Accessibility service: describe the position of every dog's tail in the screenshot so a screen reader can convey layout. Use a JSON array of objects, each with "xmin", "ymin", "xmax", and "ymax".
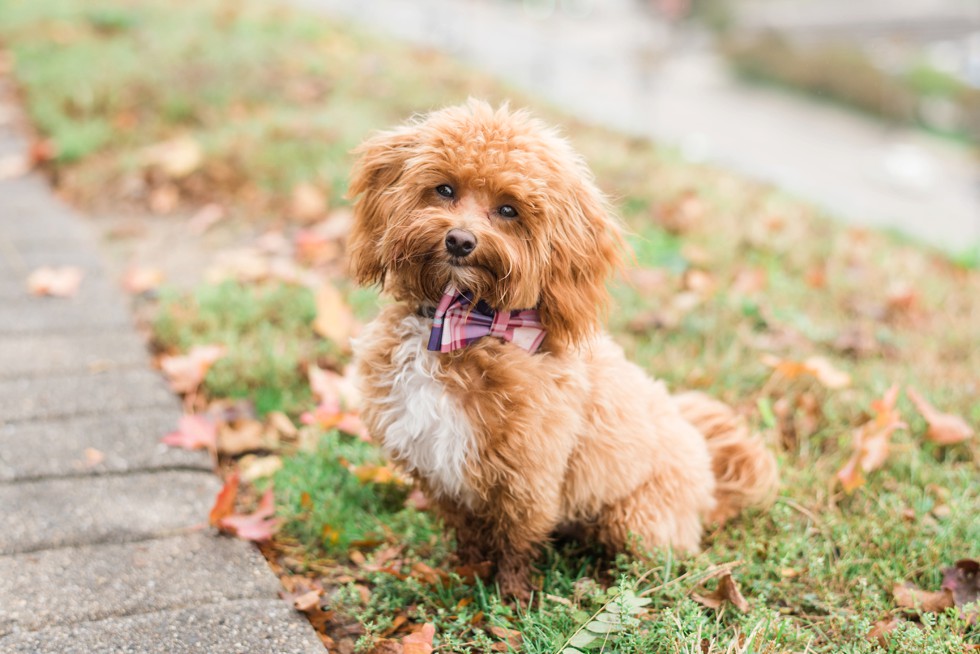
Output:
[{"xmin": 674, "ymin": 391, "xmax": 779, "ymax": 524}]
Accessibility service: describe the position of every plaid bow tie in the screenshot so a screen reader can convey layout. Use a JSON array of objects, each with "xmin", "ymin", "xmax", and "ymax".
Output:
[{"xmin": 426, "ymin": 287, "xmax": 546, "ymax": 354}]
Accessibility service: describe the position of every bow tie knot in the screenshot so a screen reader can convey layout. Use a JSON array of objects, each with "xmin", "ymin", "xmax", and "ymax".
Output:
[{"xmin": 426, "ymin": 288, "xmax": 546, "ymax": 354}]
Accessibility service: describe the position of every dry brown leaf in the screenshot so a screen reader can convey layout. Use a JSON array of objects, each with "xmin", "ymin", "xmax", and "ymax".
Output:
[
  {"xmin": 159, "ymin": 344, "xmax": 226, "ymax": 394},
  {"xmin": 142, "ymin": 135, "xmax": 203, "ymax": 179},
  {"xmin": 867, "ymin": 618, "xmax": 901, "ymax": 647},
  {"xmin": 218, "ymin": 419, "xmax": 274, "ymax": 456},
  {"xmin": 487, "ymin": 625, "xmax": 522, "ymax": 649},
  {"xmin": 313, "ymin": 283, "xmax": 355, "ymax": 348},
  {"xmin": 27, "ymin": 266, "xmax": 84, "ymax": 297},
  {"xmin": 0, "ymin": 152, "xmax": 31, "ymax": 180},
  {"xmin": 762, "ymin": 354, "xmax": 851, "ymax": 389},
  {"xmin": 655, "ymin": 189, "xmax": 703, "ymax": 233},
  {"xmin": 291, "ymin": 589, "xmax": 322, "ymax": 613},
  {"xmin": 893, "ymin": 583, "xmax": 954, "ymax": 613},
  {"xmin": 290, "ymin": 182, "xmax": 328, "ymax": 222},
  {"xmin": 942, "ymin": 559, "xmax": 980, "ymax": 615},
  {"xmin": 121, "ymin": 267, "xmax": 164, "ymax": 294},
  {"xmin": 238, "ymin": 454, "xmax": 283, "ymax": 481},
  {"xmin": 401, "ymin": 623, "xmax": 435, "ymax": 654},
  {"xmin": 267, "ymin": 411, "xmax": 298, "ymax": 438},
  {"xmin": 836, "ymin": 384, "xmax": 905, "ymax": 493},
  {"xmin": 907, "ymin": 387, "xmax": 974, "ymax": 446},
  {"xmin": 691, "ymin": 571, "xmax": 750, "ymax": 612}
]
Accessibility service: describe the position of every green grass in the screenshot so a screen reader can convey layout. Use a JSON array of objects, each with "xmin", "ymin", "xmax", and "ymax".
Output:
[
  {"xmin": 3, "ymin": 0, "xmax": 979, "ymax": 651},
  {"xmin": 152, "ymin": 280, "xmax": 331, "ymax": 416}
]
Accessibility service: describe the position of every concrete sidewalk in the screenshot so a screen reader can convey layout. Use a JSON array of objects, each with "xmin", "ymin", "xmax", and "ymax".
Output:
[{"xmin": 0, "ymin": 81, "xmax": 323, "ymax": 652}]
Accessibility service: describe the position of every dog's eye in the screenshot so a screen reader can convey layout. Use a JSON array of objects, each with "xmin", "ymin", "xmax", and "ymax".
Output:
[
  {"xmin": 498, "ymin": 205, "xmax": 518, "ymax": 219},
  {"xmin": 436, "ymin": 184, "xmax": 455, "ymax": 199}
]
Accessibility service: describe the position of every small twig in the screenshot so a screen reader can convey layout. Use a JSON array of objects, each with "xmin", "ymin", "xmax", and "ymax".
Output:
[{"xmin": 639, "ymin": 559, "xmax": 744, "ymax": 598}]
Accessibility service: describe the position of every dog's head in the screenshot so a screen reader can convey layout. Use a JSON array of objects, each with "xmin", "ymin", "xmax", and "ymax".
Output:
[{"xmin": 348, "ymin": 100, "xmax": 623, "ymax": 348}]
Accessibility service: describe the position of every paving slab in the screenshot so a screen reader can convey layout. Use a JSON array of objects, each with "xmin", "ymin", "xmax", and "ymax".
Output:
[
  {"xmin": 0, "ymin": 470, "xmax": 218, "ymax": 555},
  {"xmin": 0, "ymin": 408, "xmax": 208, "ymax": 482},
  {"xmin": 0, "ymin": 368, "xmax": 178, "ymax": 423},
  {"xmin": 0, "ymin": 330, "xmax": 149, "ymax": 379},
  {"xmin": 0, "ymin": 599, "xmax": 325, "ymax": 654},
  {"xmin": 0, "ymin": 176, "xmax": 96, "ymax": 244},
  {"xmin": 0, "ymin": 533, "xmax": 283, "ymax": 635},
  {"xmin": 0, "ymin": 292, "xmax": 132, "ymax": 334}
]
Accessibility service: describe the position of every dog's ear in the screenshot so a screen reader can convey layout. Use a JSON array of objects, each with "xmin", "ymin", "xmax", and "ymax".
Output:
[
  {"xmin": 538, "ymin": 172, "xmax": 624, "ymax": 349},
  {"xmin": 346, "ymin": 126, "xmax": 418, "ymax": 286}
]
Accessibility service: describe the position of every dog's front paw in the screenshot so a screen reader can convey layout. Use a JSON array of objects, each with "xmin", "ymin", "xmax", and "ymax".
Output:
[{"xmin": 497, "ymin": 564, "xmax": 533, "ymax": 605}]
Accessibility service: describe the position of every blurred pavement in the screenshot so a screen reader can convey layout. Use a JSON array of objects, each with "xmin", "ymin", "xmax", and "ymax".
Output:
[
  {"xmin": 0, "ymin": 78, "xmax": 323, "ymax": 653},
  {"xmin": 292, "ymin": 0, "xmax": 980, "ymax": 252}
]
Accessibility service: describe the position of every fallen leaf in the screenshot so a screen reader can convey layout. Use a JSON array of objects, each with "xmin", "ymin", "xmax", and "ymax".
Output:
[
  {"xmin": 369, "ymin": 639, "xmax": 403, "ymax": 654},
  {"xmin": 78, "ymin": 447, "xmax": 105, "ymax": 468},
  {"xmin": 148, "ymin": 184, "xmax": 180, "ymax": 214},
  {"xmin": 159, "ymin": 344, "xmax": 226, "ymax": 394},
  {"xmin": 907, "ymin": 387, "xmax": 973, "ymax": 446},
  {"xmin": 291, "ymin": 589, "xmax": 322, "ymax": 613},
  {"xmin": 142, "ymin": 135, "xmax": 203, "ymax": 179},
  {"xmin": 867, "ymin": 618, "xmax": 901, "ymax": 647},
  {"xmin": 488, "ymin": 625, "xmax": 522, "ymax": 651},
  {"xmin": 762, "ymin": 354, "xmax": 851, "ymax": 389},
  {"xmin": 121, "ymin": 267, "xmax": 164, "ymax": 294},
  {"xmin": 401, "ymin": 623, "xmax": 435, "ymax": 654},
  {"xmin": 218, "ymin": 488, "xmax": 280, "ymax": 541},
  {"xmin": 404, "ymin": 488, "xmax": 430, "ymax": 511},
  {"xmin": 290, "ymin": 182, "xmax": 328, "ymax": 223},
  {"xmin": 836, "ymin": 384, "xmax": 906, "ymax": 493},
  {"xmin": 26, "ymin": 266, "xmax": 84, "ymax": 297},
  {"xmin": 295, "ymin": 228, "xmax": 342, "ymax": 265},
  {"xmin": 893, "ymin": 582, "xmax": 954, "ymax": 612},
  {"xmin": 0, "ymin": 152, "xmax": 31, "ymax": 179},
  {"xmin": 352, "ymin": 464, "xmax": 395, "ymax": 484},
  {"xmin": 209, "ymin": 473, "xmax": 240, "ymax": 526},
  {"xmin": 336, "ymin": 413, "xmax": 371, "ymax": 441},
  {"xmin": 267, "ymin": 411, "xmax": 298, "ymax": 438},
  {"xmin": 29, "ymin": 139, "xmax": 57, "ymax": 165},
  {"xmin": 162, "ymin": 414, "xmax": 217, "ymax": 451},
  {"xmin": 655, "ymin": 189, "xmax": 703, "ymax": 234},
  {"xmin": 691, "ymin": 571, "xmax": 750, "ymax": 612},
  {"xmin": 313, "ymin": 283, "xmax": 355, "ymax": 348},
  {"xmin": 942, "ymin": 559, "xmax": 980, "ymax": 615},
  {"xmin": 239, "ymin": 454, "xmax": 283, "ymax": 481},
  {"xmin": 218, "ymin": 419, "xmax": 273, "ymax": 456}
]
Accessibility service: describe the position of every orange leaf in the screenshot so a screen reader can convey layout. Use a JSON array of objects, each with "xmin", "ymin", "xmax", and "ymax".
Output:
[
  {"xmin": 209, "ymin": 473, "xmax": 240, "ymax": 526},
  {"xmin": 402, "ymin": 623, "xmax": 435, "ymax": 654},
  {"xmin": 907, "ymin": 387, "xmax": 973, "ymax": 446},
  {"xmin": 353, "ymin": 464, "xmax": 395, "ymax": 484},
  {"xmin": 836, "ymin": 385, "xmax": 906, "ymax": 493}
]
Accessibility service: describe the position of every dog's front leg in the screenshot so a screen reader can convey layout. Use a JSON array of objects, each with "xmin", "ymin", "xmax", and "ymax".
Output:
[{"xmin": 489, "ymin": 486, "xmax": 562, "ymax": 603}]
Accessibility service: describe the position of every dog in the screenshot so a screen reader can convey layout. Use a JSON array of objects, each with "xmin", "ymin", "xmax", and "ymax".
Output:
[{"xmin": 348, "ymin": 100, "xmax": 778, "ymax": 600}]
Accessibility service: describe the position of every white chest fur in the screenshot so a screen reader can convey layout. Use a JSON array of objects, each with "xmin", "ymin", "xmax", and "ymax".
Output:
[{"xmin": 367, "ymin": 314, "xmax": 477, "ymax": 505}]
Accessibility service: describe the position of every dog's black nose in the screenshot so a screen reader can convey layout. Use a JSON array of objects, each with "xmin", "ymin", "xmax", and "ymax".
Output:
[{"xmin": 445, "ymin": 229, "xmax": 477, "ymax": 258}]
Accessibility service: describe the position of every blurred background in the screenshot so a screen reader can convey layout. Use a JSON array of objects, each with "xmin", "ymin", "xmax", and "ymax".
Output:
[{"xmin": 297, "ymin": 0, "xmax": 980, "ymax": 252}]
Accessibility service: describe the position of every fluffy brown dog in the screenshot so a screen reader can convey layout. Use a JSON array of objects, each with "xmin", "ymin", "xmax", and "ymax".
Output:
[{"xmin": 349, "ymin": 100, "xmax": 778, "ymax": 600}]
